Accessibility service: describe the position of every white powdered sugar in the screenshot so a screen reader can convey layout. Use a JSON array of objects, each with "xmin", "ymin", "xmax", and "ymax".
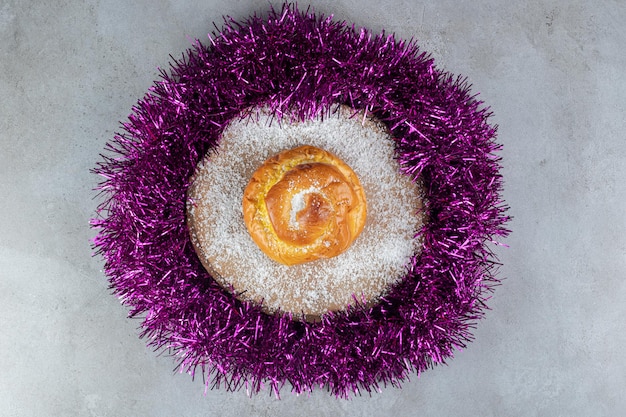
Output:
[
  {"xmin": 288, "ymin": 187, "xmax": 320, "ymax": 230},
  {"xmin": 187, "ymin": 105, "xmax": 425, "ymax": 318}
]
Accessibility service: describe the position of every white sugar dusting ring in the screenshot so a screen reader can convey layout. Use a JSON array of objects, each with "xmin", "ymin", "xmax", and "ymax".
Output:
[{"xmin": 187, "ymin": 105, "xmax": 425, "ymax": 319}]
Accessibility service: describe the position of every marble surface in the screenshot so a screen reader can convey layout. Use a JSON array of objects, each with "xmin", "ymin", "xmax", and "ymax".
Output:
[{"xmin": 1, "ymin": 1, "xmax": 625, "ymax": 416}]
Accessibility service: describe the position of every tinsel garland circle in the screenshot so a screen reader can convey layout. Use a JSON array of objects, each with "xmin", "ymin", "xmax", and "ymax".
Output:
[{"xmin": 93, "ymin": 4, "xmax": 509, "ymax": 397}]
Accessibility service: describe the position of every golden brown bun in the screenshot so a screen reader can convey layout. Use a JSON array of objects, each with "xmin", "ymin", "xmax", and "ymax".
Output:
[{"xmin": 242, "ymin": 145, "xmax": 367, "ymax": 265}]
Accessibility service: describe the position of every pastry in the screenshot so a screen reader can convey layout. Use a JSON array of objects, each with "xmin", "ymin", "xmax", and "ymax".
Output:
[{"xmin": 242, "ymin": 145, "xmax": 367, "ymax": 266}]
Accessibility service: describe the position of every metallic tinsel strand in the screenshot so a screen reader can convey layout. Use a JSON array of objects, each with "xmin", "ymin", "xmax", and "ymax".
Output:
[{"xmin": 92, "ymin": 3, "xmax": 510, "ymax": 398}]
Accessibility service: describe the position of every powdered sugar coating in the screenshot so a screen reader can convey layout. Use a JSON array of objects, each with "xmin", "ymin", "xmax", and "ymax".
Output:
[
  {"xmin": 187, "ymin": 106, "xmax": 424, "ymax": 317},
  {"xmin": 288, "ymin": 187, "xmax": 319, "ymax": 231}
]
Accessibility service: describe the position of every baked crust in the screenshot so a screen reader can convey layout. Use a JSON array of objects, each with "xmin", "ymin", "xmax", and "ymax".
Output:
[{"xmin": 242, "ymin": 145, "xmax": 367, "ymax": 266}]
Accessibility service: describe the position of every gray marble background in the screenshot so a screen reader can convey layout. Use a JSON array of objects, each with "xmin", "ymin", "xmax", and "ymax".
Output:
[{"xmin": 1, "ymin": 1, "xmax": 624, "ymax": 416}]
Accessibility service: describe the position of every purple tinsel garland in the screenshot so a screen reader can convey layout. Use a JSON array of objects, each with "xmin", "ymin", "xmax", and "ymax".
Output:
[{"xmin": 92, "ymin": 4, "xmax": 509, "ymax": 398}]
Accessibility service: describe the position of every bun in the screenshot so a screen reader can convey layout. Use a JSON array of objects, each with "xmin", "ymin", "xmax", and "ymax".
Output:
[{"xmin": 242, "ymin": 145, "xmax": 367, "ymax": 265}]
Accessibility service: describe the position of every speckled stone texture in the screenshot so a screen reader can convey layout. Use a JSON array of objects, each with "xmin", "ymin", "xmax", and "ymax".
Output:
[{"xmin": 1, "ymin": 1, "xmax": 625, "ymax": 416}]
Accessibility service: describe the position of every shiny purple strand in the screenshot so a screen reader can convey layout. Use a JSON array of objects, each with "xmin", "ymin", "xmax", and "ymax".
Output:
[{"xmin": 92, "ymin": 3, "xmax": 510, "ymax": 398}]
